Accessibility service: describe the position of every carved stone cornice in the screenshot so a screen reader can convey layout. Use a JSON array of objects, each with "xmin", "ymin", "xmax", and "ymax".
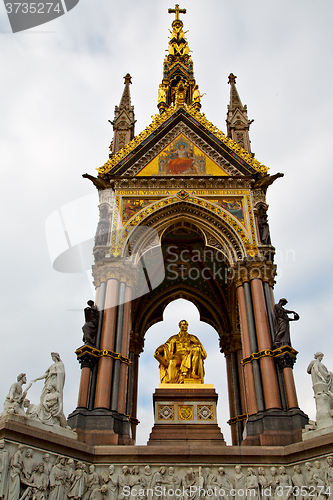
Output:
[
  {"xmin": 111, "ymin": 176, "xmax": 254, "ymax": 191},
  {"xmin": 92, "ymin": 262, "xmax": 138, "ymax": 289},
  {"xmin": 232, "ymin": 258, "xmax": 277, "ymax": 288},
  {"xmin": 220, "ymin": 331, "xmax": 242, "ymax": 355}
]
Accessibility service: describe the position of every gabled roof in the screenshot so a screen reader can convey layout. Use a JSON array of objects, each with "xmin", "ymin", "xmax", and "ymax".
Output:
[{"xmin": 97, "ymin": 105, "xmax": 268, "ymax": 178}]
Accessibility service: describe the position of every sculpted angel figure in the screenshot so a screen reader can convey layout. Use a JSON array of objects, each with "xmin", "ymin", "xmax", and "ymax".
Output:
[{"xmin": 154, "ymin": 320, "xmax": 207, "ymax": 384}]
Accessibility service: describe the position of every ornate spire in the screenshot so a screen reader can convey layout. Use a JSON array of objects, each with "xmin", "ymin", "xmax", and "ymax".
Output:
[
  {"xmin": 226, "ymin": 73, "xmax": 253, "ymax": 153},
  {"xmin": 157, "ymin": 5, "xmax": 203, "ymax": 113},
  {"xmin": 110, "ymin": 73, "xmax": 136, "ymax": 155}
]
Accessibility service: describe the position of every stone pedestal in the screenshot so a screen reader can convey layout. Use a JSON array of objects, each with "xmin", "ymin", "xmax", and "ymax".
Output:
[
  {"xmin": 147, "ymin": 384, "xmax": 225, "ymax": 446},
  {"xmin": 242, "ymin": 407, "xmax": 309, "ymax": 446},
  {"xmin": 67, "ymin": 408, "xmax": 133, "ymax": 446}
]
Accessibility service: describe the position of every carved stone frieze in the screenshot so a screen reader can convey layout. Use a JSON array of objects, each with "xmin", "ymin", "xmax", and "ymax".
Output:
[
  {"xmin": 1, "ymin": 442, "xmax": 333, "ymax": 500},
  {"xmin": 113, "ymin": 176, "xmax": 254, "ymax": 191}
]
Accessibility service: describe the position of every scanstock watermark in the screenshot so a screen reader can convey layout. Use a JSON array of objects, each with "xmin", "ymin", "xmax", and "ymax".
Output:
[
  {"xmin": 121, "ymin": 486, "xmax": 331, "ymax": 498},
  {"xmin": 4, "ymin": 0, "xmax": 80, "ymax": 33}
]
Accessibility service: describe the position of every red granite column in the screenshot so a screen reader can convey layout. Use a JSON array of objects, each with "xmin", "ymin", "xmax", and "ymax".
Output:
[
  {"xmin": 236, "ymin": 349, "xmax": 248, "ymax": 416},
  {"xmin": 77, "ymin": 367, "xmax": 91, "ymax": 408},
  {"xmin": 225, "ymin": 352, "xmax": 237, "ymax": 445},
  {"xmin": 237, "ymin": 285, "xmax": 258, "ymax": 416},
  {"xmin": 283, "ymin": 367, "xmax": 299, "ymax": 408},
  {"xmin": 130, "ymin": 352, "xmax": 140, "ymax": 441},
  {"xmin": 251, "ymin": 278, "xmax": 281, "ymax": 409},
  {"xmin": 117, "ymin": 286, "xmax": 132, "ymax": 414},
  {"xmin": 94, "ymin": 278, "xmax": 119, "ymax": 409}
]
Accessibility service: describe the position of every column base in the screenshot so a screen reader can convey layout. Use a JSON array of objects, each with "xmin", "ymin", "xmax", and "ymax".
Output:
[
  {"xmin": 242, "ymin": 408, "xmax": 309, "ymax": 446},
  {"xmin": 67, "ymin": 408, "xmax": 134, "ymax": 446}
]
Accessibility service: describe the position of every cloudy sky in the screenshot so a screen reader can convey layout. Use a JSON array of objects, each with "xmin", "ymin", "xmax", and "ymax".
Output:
[{"xmin": 1, "ymin": 0, "xmax": 333, "ymax": 446}]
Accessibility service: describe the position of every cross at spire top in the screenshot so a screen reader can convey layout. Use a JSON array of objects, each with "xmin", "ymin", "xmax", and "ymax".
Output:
[{"xmin": 168, "ymin": 4, "xmax": 186, "ymax": 21}]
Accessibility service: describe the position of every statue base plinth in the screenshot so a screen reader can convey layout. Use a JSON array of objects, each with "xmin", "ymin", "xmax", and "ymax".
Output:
[
  {"xmin": 0, "ymin": 413, "xmax": 77, "ymax": 440},
  {"xmin": 242, "ymin": 408, "xmax": 308, "ymax": 446},
  {"xmin": 67, "ymin": 408, "xmax": 134, "ymax": 446},
  {"xmin": 147, "ymin": 386, "xmax": 225, "ymax": 446}
]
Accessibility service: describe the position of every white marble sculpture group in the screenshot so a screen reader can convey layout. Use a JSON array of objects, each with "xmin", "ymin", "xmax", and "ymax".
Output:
[
  {"xmin": 307, "ymin": 352, "xmax": 333, "ymax": 432},
  {"xmin": 0, "ymin": 353, "xmax": 68, "ymax": 429},
  {"xmin": 1, "ymin": 443, "xmax": 333, "ymax": 500}
]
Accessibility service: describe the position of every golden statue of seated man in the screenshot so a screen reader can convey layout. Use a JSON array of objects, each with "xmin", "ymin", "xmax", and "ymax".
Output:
[{"xmin": 154, "ymin": 320, "xmax": 207, "ymax": 384}]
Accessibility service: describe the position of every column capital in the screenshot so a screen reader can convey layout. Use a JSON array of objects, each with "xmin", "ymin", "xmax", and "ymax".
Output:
[
  {"xmin": 92, "ymin": 261, "xmax": 138, "ymax": 289},
  {"xmin": 220, "ymin": 331, "xmax": 242, "ymax": 355},
  {"xmin": 232, "ymin": 259, "xmax": 277, "ymax": 288},
  {"xmin": 129, "ymin": 332, "xmax": 145, "ymax": 355},
  {"xmin": 75, "ymin": 345, "xmax": 99, "ymax": 370}
]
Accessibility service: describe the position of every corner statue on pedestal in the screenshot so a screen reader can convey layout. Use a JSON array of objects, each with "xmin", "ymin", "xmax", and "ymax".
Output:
[
  {"xmin": 273, "ymin": 298, "xmax": 300, "ymax": 348},
  {"xmin": 154, "ymin": 320, "xmax": 207, "ymax": 384}
]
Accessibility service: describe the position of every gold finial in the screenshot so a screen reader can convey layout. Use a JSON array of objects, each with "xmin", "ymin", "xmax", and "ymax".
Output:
[
  {"xmin": 124, "ymin": 73, "xmax": 132, "ymax": 84},
  {"xmin": 168, "ymin": 4, "xmax": 186, "ymax": 21},
  {"xmin": 228, "ymin": 73, "xmax": 237, "ymax": 84}
]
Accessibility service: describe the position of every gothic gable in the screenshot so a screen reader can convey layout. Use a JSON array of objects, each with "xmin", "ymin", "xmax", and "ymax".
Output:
[{"xmin": 98, "ymin": 107, "xmax": 268, "ymax": 179}]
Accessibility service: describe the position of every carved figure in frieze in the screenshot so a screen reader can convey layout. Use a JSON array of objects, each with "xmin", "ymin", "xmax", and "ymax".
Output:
[
  {"xmin": 245, "ymin": 469, "xmax": 259, "ymax": 500},
  {"xmin": 324, "ymin": 456, "xmax": 333, "ymax": 491},
  {"xmin": 212, "ymin": 467, "xmax": 232, "ymax": 500},
  {"xmin": 183, "ymin": 469, "xmax": 199, "ymax": 500},
  {"xmin": 129, "ymin": 466, "xmax": 142, "ymax": 500},
  {"xmin": 273, "ymin": 299, "xmax": 299, "ymax": 348},
  {"xmin": 257, "ymin": 468, "xmax": 269, "ymax": 500},
  {"xmin": 204, "ymin": 468, "xmax": 215, "ymax": 491},
  {"xmin": 313, "ymin": 474, "xmax": 326, "ymax": 500},
  {"xmin": 41, "ymin": 454, "xmax": 52, "ymax": 478},
  {"xmin": 82, "ymin": 301, "xmax": 99, "ymax": 347},
  {"xmin": 8, "ymin": 445, "xmax": 25, "ymax": 500},
  {"xmin": 22, "ymin": 449, "xmax": 37, "ymax": 482},
  {"xmin": 90, "ymin": 485, "xmax": 109, "ymax": 500},
  {"xmin": 232, "ymin": 466, "xmax": 246, "ymax": 500},
  {"xmin": 20, "ymin": 462, "xmax": 48, "ymax": 500},
  {"xmin": 49, "ymin": 456, "xmax": 67, "ymax": 500},
  {"xmin": 85, "ymin": 465, "xmax": 100, "ymax": 500},
  {"xmin": 65, "ymin": 459, "xmax": 75, "ymax": 497},
  {"xmin": 0, "ymin": 440, "xmax": 9, "ymax": 500},
  {"xmin": 118, "ymin": 466, "xmax": 131, "ymax": 500},
  {"xmin": 100, "ymin": 465, "xmax": 118, "ymax": 500},
  {"xmin": 291, "ymin": 465, "xmax": 307, "ymax": 499},
  {"xmin": 304, "ymin": 463, "xmax": 315, "ymax": 489},
  {"xmin": 30, "ymin": 352, "xmax": 68, "ymax": 428},
  {"xmin": 166, "ymin": 467, "xmax": 181, "ymax": 500},
  {"xmin": 277, "ymin": 467, "xmax": 292, "ymax": 500},
  {"xmin": 2, "ymin": 374, "xmax": 32, "ymax": 417},
  {"xmin": 151, "ymin": 467, "xmax": 168, "ymax": 500},
  {"xmin": 68, "ymin": 461, "xmax": 87, "ymax": 500},
  {"xmin": 258, "ymin": 213, "xmax": 271, "ymax": 245},
  {"xmin": 269, "ymin": 467, "xmax": 279, "ymax": 500},
  {"xmin": 313, "ymin": 462, "xmax": 324, "ymax": 482}
]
